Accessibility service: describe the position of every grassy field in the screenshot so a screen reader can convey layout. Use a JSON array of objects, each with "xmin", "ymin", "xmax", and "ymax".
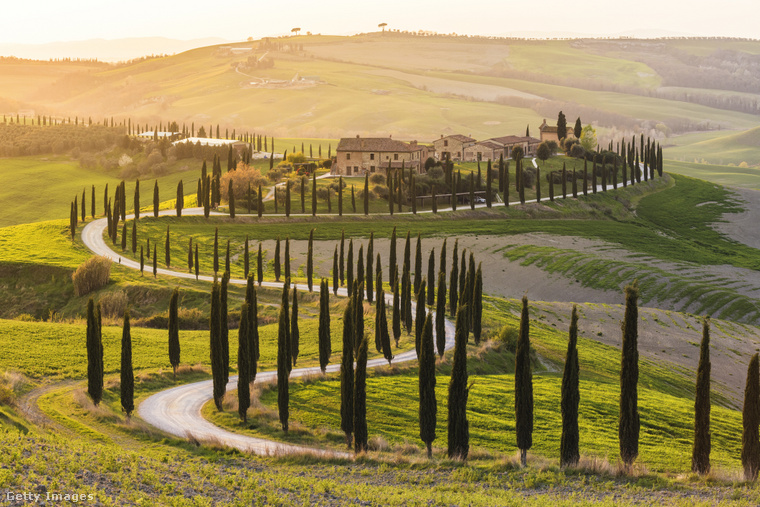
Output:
[
  {"xmin": 664, "ymin": 160, "xmax": 760, "ymax": 190},
  {"xmin": 665, "ymin": 127, "xmax": 760, "ymax": 167}
]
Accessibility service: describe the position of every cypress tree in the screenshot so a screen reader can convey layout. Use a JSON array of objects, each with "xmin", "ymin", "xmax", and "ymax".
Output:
[
  {"xmin": 168, "ymin": 288, "xmax": 180, "ymax": 379},
  {"xmin": 451, "ymin": 170, "xmax": 458, "ymax": 211},
  {"xmin": 351, "ymin": 185, "xmax": 356, "ymax": 213},
  {"xmin": 458, "ymin": 253, "xmax": 467, "ymax": 323},
  {"xmin": 403, "ymin": 231, "xmax": 411, "ymax": 294},
  {"xmin": 229, "ymin": 180, "xmax": 235, "ymax": 218},
  {"xmin": 415, "ymin": 281, "xmax": 426, "ymax": 357},
  {"xmin": 165, "ymin": 225, "xmax": 171, "ymax": 267},
  {"xmin": 560, "ymin": 305, "xmax": 580, "ymax": 467},
  {"xmin": 307, "ymin": 229, "xmax": 314, "ymax": 291},
  {"xmin": 472, "ymin": 263, "xmax": 483, "ymax": 344},
  {"xmin": 392, "ymin": 280, "xmax": 401, "ymax": 347},
  {"xmin": 319, "ymin": 279, "xmax": 332, "ymax": 372},
  {"xmin": 81, "ymin": 188, "xmax": 86, "ymax": 223},
  {"xmin": 427, "ymin": 249, "xmax": 435, "ymax": 306},
  {"xmin": 91, "ymin": 185, "xmax": 96, "ymax": 219},
  {"xmin": 583, "ymin": 159, "xmax": 588, "ymax": 195},
  {"xmin": 221, "ymin": 273, "xmax": 230, "ymax": 385},
  {"xmin": 333, "ymin": 247, "xmax": 339, "ymax": 295},
  {"xmin": 257, "ymin": 243, "xmax": 263, "ymax": 285},
  {"xmin": 378, "ymin": 288, "xmax": 393, "ymax": 364},
  {"xmin": 238, "ymin": 302, "xmax": 250, "ymax": 422},
  {"xmin": 121, "ymin": 223, "xmax": 127, "ymax": 250},
  {"xmin": 366, "ymin": 233, "xmax": 374, "ymax": 303},
  {"xmin": 548, "ymin": 172, "xmax": 554, "ymax": 202},
  {"xmin": 469, "ymin": 172, "xmax": 475, "ymax": 210},
  {"xmin": 619, "ymin": 281, "xmax": 640, "ymax": 467},
  {"xmin": 177, "ymin": 180, "xmax": 184, "ymax": 217},
  {"xmin": 244, "ymin": 236, "xmax": 250, "ymax": 278},
  {"xmin": 486, "ymin": 159, "xmax": 493, "ymax": 208},
  {"xmin": 562, "ymin": 163, "xmax": 567, "ymax": 199},
  {"xmin": 447, "ymin": 304, "xmax": 469, "ymax": 460},
  {"xmin": 104, "ymin": 184, "xmax": 109, "ymax": 217},
  {"xmin": 197, "ymin": 179, "xmax": 202, "ymax": 211},
  {"xmin": 504, "ymin": 161, "xmax": 510, "ymax": 206},
  {"xmin": 86, "ymin": 298, "xmax": 103, "ymax": 405},
  {"xmin": 414, "ymin": 234, "xmax": 422, "ymax": 295},
  {"xmin": 450, "ymin": 239, "xmax": 459, "ymax": 315},
  {"xmin": 692, "ymin": 317, "xmax": 711, "ymax": 475},
  {"xmin": 419, "ymin": 313, "xmax": 437, "ymax": 458},
  {"xmin": 347, "ymin": 239, "xmax": 354, "ymax": 296},
  {"xmin": 363, "ymin": 173, "xmax": 369, "ymax": 215},
  {"xmin": 247, "ymin": 277, "xmax": 259, "ymax": 383},
  {"xmin": 440, "ymin": 238, "xmax": 447, "ymax": 280},
  {"xmin": 312, "ymin": 172, "xmax": 317, "ymax": 216},
  {"xmin": 134, "ymin": 179, "xmax": 140, "ymax": 221},
  {"xmin": 340, "ymin": 298, "xmax": 355, "ymax": 448},
  {"xmin": 213, "ymin": 228, "xmax": 219, "ymax": 274},
  {"xmin": 353, "ymin": 336, "xmax": 369, "ymax": 453},
  {"xmin": 353, "ymin": 280, "xmax": 364, "ymax": 355},
  {"xmin": 402, "ymin": 267, "xmax": 412, "ymax": 333},
  {"xmin": 389, "ymin": 227, "xmax": 397, "ymax": 291},
  {"xmin": 194, "ymin": 244, "xmax": 199, "ymax": 280},
  {"xmin": 536, "ymin": 167, "xmax": 541, "ymax": 203},
  {"xmin": 340, "ymin": 229, "xmax": 346, "ymax": 286},
  {"xmin": 153, "ymin": 245, "xmax": 157, "ymax": 278},
  {"xmin": 284, "ymin": 237, "xmax": 291, "ymax": 284},
  {"xmin": 121, "ymin": 309, "xmax": 134, "ymax": 417},
  {"xmin": 140, "ymin": 246, "xmax": 144, "ymax": 275},
  {"xmin": 277, "ymin": 286, "xmax": 290, "ymax": 433},
  {"xmin": 188, "ymin": 238, "xmax": 194, "ymax": 273},
  {"xmin": 515, "ymin": 295, "xmax": 533, "ymax": 466},
  {"xmin": 274, "ymin": 236, "xmax": 281, "ymax": 281},
  {"xmin": 291, "ymin": 287, "xmax": 300, "ymax": 367},
  {"xmin": 131, "ymin": 220, "xmax": 137, "ymax": 253},
  {"xmin": 742, "ymin": 353, "xmax": 760, "ymax": 481},
  {"xmin": 436, "ymin": 270, "xmax": 446, "ymax": 357},
  {"xmin": 338, "ymin": 176, "xmax": 344, "ymax": 216},
  {"xmin": 210, "ymin": 281, "xmax": 225, "ymax": 410}
]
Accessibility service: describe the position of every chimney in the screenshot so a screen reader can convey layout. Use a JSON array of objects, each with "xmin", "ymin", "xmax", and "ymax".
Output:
[{"xmin": 356, "ymin": 134, "xmax": 360, "ymax": 138}]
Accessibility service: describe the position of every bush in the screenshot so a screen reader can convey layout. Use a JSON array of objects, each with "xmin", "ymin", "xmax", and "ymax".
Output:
[
  {"xmin": 99, "ymin": 290, "xmax": 128, "ymax": 318},
  {"xmin": 221, "ymin": 162, "xmax": 265, "ymax": 200},
  {"xmin": 570, "ymin": 143, "xmax": 586, "ymax": 158},
  {"xmin": 322, "ymin": 159, "xmax": 332, "ymax": 169},
  {"xmin": 72, "ymin": 256, "xmax": 112, "ymax": 297},
  {"xmin": 536, "ymin": 142, "xmax": 551, "ymax": 161},
  {"xmin": 373, "ymin": 185, "xmax": 389, "ymax": 199},
  {"xmin": 370, "ymin": 173, "xmax": 386, "ymax": 185},
  {"xmin": 424, "ymin": 157, "xmax": 437, "ymax": 170},
  {"xmin": 495, "ymin": 325, "xmax": 519, "ymax": 352}
]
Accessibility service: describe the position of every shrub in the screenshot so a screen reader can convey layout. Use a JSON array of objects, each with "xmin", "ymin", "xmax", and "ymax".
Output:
[
  {"xmin": 495, "ymin": 325, "xmax": 519, "ymax": 352},
  {"xmin": 536, "ymin": 142, "xmax": 551, "ymax": 161},
  {"xmin": 373, "ymin": 185, "xmax": 389, "ymax": 199},
  {"xmin": 322, "ymin": 159, "xmax": 332, "ymax": 169},
  {"xmin": 570, "ymin": 143, "xmax": 586, "ymax": 158},
  {"xmin": 72, "ymin": 256, "xmax": 112, "ymax": 297},
  {"xmin": 424, "ymin": 157, "xmax": 437, "ymax": 170},
  {"xmin": 221, "ymin": 162, "xmax": 265, "ymax": 200},
  {"xmin": 99, "ymin": 290, "xmax": 128, "ymax": 318},
  {"xmin": 370, "ymin": 173, "xmax": 386, "ymax": 185}
]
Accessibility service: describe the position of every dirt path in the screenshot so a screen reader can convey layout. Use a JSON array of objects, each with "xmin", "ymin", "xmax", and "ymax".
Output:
[{"xmin": 18, "ymin": 380, "xmax": 78, "ymax": 433}]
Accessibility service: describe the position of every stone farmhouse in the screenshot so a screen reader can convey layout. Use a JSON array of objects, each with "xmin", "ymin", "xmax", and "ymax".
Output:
[
  {"xmin": 333, "ymin": 136, "xmax": 430, "ymax": 176},
  {"xmin": 538, "ymin": 119, "xmax": 575, "ymax": 144},
  {"xmin": 432, "ymin": 134, "xmax": 476, "ymax": 161},
  {"xmin": 461, "ymin": 135, "xmax": 540, "ymax": 162}
]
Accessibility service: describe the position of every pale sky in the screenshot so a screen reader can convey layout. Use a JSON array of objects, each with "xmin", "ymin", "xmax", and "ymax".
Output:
[{"xmin": 3, "ymin": 0, "xmax": 759, "ymax": 44}]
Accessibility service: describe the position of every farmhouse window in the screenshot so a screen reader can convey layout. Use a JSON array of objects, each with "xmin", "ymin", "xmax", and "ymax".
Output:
[
  {"xmin": 394, "ymin": 153, "xmax": 399, "ymax": 160},
  {"xmin": 370, "ymin": 166, "xmax": 375, "ymax": 173},
  {"xmin": 444, "ymin": 140, "xmax": 448, "ymax": 147},
  {"xmin": 370, "ymin": 153, "xmax": 375, "ymax": 160},
  {"xmin": 347, "ymin": 153, "xmax": 351, "ymax": 160}
]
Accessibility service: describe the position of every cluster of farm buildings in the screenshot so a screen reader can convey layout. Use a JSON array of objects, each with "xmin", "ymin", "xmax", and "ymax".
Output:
[{"xmin": 330, "ymin": 119, "xmax": 564, "ymax": 176}]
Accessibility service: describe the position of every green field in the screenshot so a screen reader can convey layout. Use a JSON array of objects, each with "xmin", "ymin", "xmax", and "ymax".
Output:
[{"xmin": 665, "ymin": 127, "xmax": 760, "ymax": 167}]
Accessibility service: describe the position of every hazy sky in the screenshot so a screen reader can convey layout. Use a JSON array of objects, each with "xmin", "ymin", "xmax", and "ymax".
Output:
[{"xmin": 3, "ymin": 0, "xmax": 759, "ymax": 44}]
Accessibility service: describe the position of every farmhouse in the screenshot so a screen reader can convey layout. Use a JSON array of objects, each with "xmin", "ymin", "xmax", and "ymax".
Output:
[
  {"xmin": 333, "ymin": 136, "xmax": 430, "ymax": 176},
  {"xmin": 463, "ymin": 141, "xmax": 504, "ymax": 162},
  {"xmin": 488, "ymin": 135, "xmax": 540, "ymax": 157},
  {"xmin": 539, "ymin": 119, "xmax": 574, "ymax": 144},
  {"xmin": 432, "ymin": 134, "xmax": 476, "ymax": 161}
]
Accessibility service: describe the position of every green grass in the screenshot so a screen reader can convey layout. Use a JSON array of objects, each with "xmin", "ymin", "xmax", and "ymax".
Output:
[
  {"xmin": 664, "ymin": 159, "xmax": 760, "ymax": 190},
  {"xmin": 665, "ymin": 126, "xmax": 760, "ymax": 167}
]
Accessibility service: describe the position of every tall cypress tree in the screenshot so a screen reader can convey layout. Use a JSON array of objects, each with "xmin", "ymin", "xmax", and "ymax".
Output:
[
  {"xmin": 447, "ymin": 304, "xmax": 469, "ymax": 460},
  {"xmin": 515, "ymin": 295, "xmax": 533, "ymax": 466},
  {"xmin": 340, "ymin": 229, "xmax": 346, "ymax": 286},
  {"xmin": 247, "ymin": 276, "xmax": 259, "ymax": 384},
  {"xmin": 244, "ymin": 236, "xmax": 250, "ymax": 278},
  {"xmin": 340, "ymin": 298, "xmax": 355, "ymax": 448},
  {"xmin": 210, "ymin": 281, "xmax": 225, "ymax": 410},
  {"xmin": 419, "ymin": 313, "xmax": 437, "ymax": 458},
  {"xmin": 742, "ymin": 353, "xmax": 760, "ymax": 481},
  {"xmin": 415, "ymin": 281, "xmax": 426, "ymax": 357},
  {"xmin": 221, "ymin": 273, "xmax": 230, "ymax": 384},
  {"xmin": 619, "ymin": 281, "xmax": 640, "ymax": 467},
  {"xmin": 378, "ymin": 287, "xmax": 393, "ymax": 364},
  {"xmin": 450, "ymin": 239, "xmax": 459, "ymax": 315},
  {"xmin": 312, "ymin": 171, "xmax": 317, "ymax": 216},
  {"xmin": 164, "ymin": 226, "xmax": 171, "ymax": 267},
  {"xmin": 427, "ymin": 249, "xmax": 435, "ymax": 306},
  {"xmin": 436, "ymin": 270, "xmax": 447, "ymax": 357},
  {"xmin": 291, "ymin": 287, "xmax": 300, "ymax": 367},
  {"xmin": 213, "ymin": 227, "xmax": 219, "ymax": 274},
  {"xmin": 277, "ymin": 286, "xmax": 290, "ymax": 433},
  {"xmin": 228, "ymin": 180, "xmax": 235, "ymax": 218},
  {"xmin": 353, "ymin": 336, "xmax": 369, "ymax": 453},
  {"xmin": 389, "ymin": 227, "xmax": 397, "ymax": 290},
  {"xmin": 257, "ymin": 243, "xmax": 263, "ymax": 285},
  {"xmin": 274, "ymin": 236, "xmax": 281, "ymax": 281},
  {"xmin": 333, "ymin": 247, "xmax": 339, "ymax": 295},
  {"xmin": 366, "ymin": 233, "xmax": 374, "ymax": 303},
  {"xmin": 194, "ymin": 244, "xmax": 199, "ymax": 280},
  {"xmin": 560, "ymin": 305, "xmax": 580, "ymax": 467},
  {"xmin": 472, "ymin": 263, "xmax": 483, "ymax": 344},
  {"xmin": 346, "ymin": 239, "xmax": 354, "ymax": 296},
  {"xmin": 392, "ymin": 280, "xmax": 401, "ymax": 347},
  {"xmin": 402, "ymin": 268, "xmax": 412, "ymax": 333},
  {"xmin": 403, "ymin": 231, "xmax": 411, "ymax": 293},
  {"xmin": 692, "ymin": 317, "xmax": 711, "ymax": 475},
  {"xmin": 188, "ymin": 238, "xmax": 194, "ymax": 273},
  {"xmin": 238, "ymin": 304, "xmax": 250, "ymax": 422},
  {"xmin": 168, "ymin": 288, "xmax": 180, "ymax": 379},
  {"xmin": 153, "ymin": 180, "xmax": 159, "ymax": 218},
  {"xmin": 414, "ymin": 234, "xmax": 423, "ymax": 295},
  {"xmin": 121, "ymin": 223, "xmax": 127, "ymax": 250},
  {"xmin": 140, "ymin": 246, "xmax": 144, "ymax": 275},
  {"xmin": 307, "ymin": 228, "xmax": 314, "ymax": 291},
  {"xmin": 91, "ymin": 184, "xmax": 96, "ymax": 219},
  {"xmin": 177, "ymin": 180, "xmax": 184, "ymax": 217},
  {"xmin": 153, "ymin": 245, "xmax": 157, "ymax": 278},
  {"xmin": 131, "ymin": 219, "xmax": 137, "ymax": 253},
  {"xmin": 86, "ymin": 298, "xmax": 103, "ymax": 405},
  {"xmin": 319, "ymin": 279, "xmax": 331, "ymax": 373},
  {"xmin": 134, "ymin": 179, "xmax": 140, "ymax": 221},
  {"xmin": 353, "ymin": 280, "xmax": 364, "ymax": 356},
  {"xmin": 363, "ymin": 173, "xmax": 369, "ymax": 215},
  {"xmin": 121, "ymin": 309, "xmax": 134, "ymax": 418}
]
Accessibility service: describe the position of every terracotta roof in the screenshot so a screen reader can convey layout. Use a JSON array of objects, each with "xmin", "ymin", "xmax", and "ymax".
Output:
[
  {"xmin": 437, "ymin": 134, "xmax": 476, "ymax": 143},
  {"xmin": 540, "ymin": 125, "xmax": 559, "ymax": 133},
  {"xmin": 337, "ymin": 137, "xmax": 423, "ymax": 152},
  {"xmin": 488, "ymin": 135, "xmax": 524, "ymax": 146},
  {"xmin": 468, "ymin": 141, "xmax": 503, "ymax": 151}
]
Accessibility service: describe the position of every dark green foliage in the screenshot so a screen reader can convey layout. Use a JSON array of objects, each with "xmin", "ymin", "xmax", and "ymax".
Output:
[
  {"xmin": 353, "ymin": 336, "xmax": 369, "ymax": 453},
  {"xmin": 188, "ymin": 238, "xmax": 194, "ymax": 273},
  {"xmin": 165, "ymin": 226, "xmax": 171, "ymax": 267},
  {"xmin": 225, "ymin": 240, "xmax": 231, "ymax": 275},
  {"xmin": 340, "ymin": 298, "xmax": 355, "ymax": 447},
  {"xmin": 414, "ymin": 234, "xmax": 422, "ymax": 295},
  {"xmin": 332, "ymin": 247, "xmax": 339, "ymax": 295},
  {"xmin": 121, "ymin": 223, "xmax": 127, "ymax": 250},
  {"xmin": 91, "ymin": 185, "xmax": 96, "ymax": 219},
  {"xmin": 168, "ymin": 288, "xmax": 180, "ymax": 379},
  {"xmin": 210, "ymin": 281, "xmax": 225, "ymax": 410},
  {"xmin": 439, "ymin": 239, "xmax": 447, "ymax": 281},
  {"xmin": 153, "ymin": 245, "xmax": 157, "ymax": 278},
  {"xmin": 140, "ymin": 246, "xmax": 144, "ymax": 275},
  {"xmin": 557, "ymin": 110, "xmax": 567, "ymax": 141},
  {"xmin": 244, "ymin": 236, "xmax": 249, "ymax": 279},
  {"xmin": 353, "ymin": 280, "xmax": 364, "ymax": 357},
  {"xmin": 620, "ymin": 281, "xmax": 640, "ymax": 466},
  {"xmin": 131, "ymin": 220, "xmax": 137, "ymax": 253},
  {"xmin": 285, "ymin": 237, "xmax": 291, "ymax": 282},
  {"xmin": 213, "ymin": 227, "xmax": 219, "ymax": 274},
  {"xmin": 363, "ymin": 173, "xmax": 369, "ymax": 215},
  {"xmin": 228, "ymin": 179, "xmax": 235, "ymax": 218},
  {"xmin": 319, "ymin": 279, "xmax": 332, "ymax": 373},
  {"xmin": 402, "ymin": 268, "xmax": 412, "ymax": 333},
  {"xmin": 415, "ymin": 281, "xmax": 426, "ymax": 357},
  {"xmin": 221, "ymin": 273, "xmax": 230, "ymax": 385},
  {"xmin": 133, "ymin": 179, "xmax": 140, "ymax": 221},
  {"xmin": 291, "ymin": 287, "xmax": 300, "ymax": 367},
  {"xmin": 257, "ymin": 243, "xmax": 263, "ymax": 285},
  {"xmin": 574, "ymin": 117, "xmax": 582, "ymax": 138},
  {"xmin": 274, "ymin": 236, "xmax": 281, "ymax": 282},
  {"xmin": 436, "ymin": 271, "xmax": 446, "ymax": 357},
  {"xmin": 742, "ymin": 354, "xmax": 760, "ymax": 481},
  {"xmin": 366, "ymin": 233, "xmax": 374, "ymax": 303},
  {"xmin": 516, "ymin": 295, "xmax": 534, "ymax": 466},
  {"xmin": 246, "ymin": 277, "xmax": 259, "ymax": 383},
  {"xmin": 378, "ymin": 288, "xmax": 393, "ymax": 364},
  {"xmin": 392, "ymin": 280, "xmax": 401, "ymax": 347},
  {"xmin": 427, "ymin": 249, "xmax": 435, "ymax": 306},
  {"xmin": 389, "ymin": 227, "xmax": 397, "ymax": 290},
  {"xmin": 258, "ymin": 184, "xmax": 263, "ymax": 217},
  {"xmin": 340, "ymin": 229, "xmax": 345, "ymax": 286},
  {"xmin": 120, "ymin": 309, "xmax": 134, "ymax": 417},
  {"xmin": 86, "ymin": 299, "xmax": 103, "ymax": 406},
  {"xmin": 486, "ymin": 159, "xmax": 493, "ymax": 208},
  {"xmin": 357, "ymin": 245, "xmax": 365, "ymax": 304},
  {"xmin": 403, "ymin": 231, "xmax": 411, "ymax": 294},
  {"xmin": 338, "ymin": 176, "xmax": 343, "ymax": 216},
  {"xmin": 419, "ymin": 313, "xmax": 437, "ymax": 458},
  {"xmin": 277, "ymin": 286, "xmax": 290, "ymax": 433},
  {"xmin": 450, "ymin": 240, "xmax": 459, "ymax": 315},
  {"xmin": 312, "ymin": 172, "xmax": 317, "ymax": 216},
  {"xmin": 194, "ymin": 244, "xmax": 199, "ymax": 280},
  {"xmin": 472, "ymin": 263, "xmax": 483, "ymax": 344},
  {"xmin": 692, "ymin": 317, "xmax": 711, "ymax": 474},
  {"xmin": 347, "ymin": 239, "xmax": 354, "ymax": 296},
  {"xmin": 177, "ymin": 180, "xmax": 184, "ymax": 217},
  {"xmin": 285, "ymin": 181, "xmax": 290, "ymax": 217},
  {"xmin": 153, "ymin": 180, "xmax": 160, "ymax": 218},
  {"xmin": 307, "ymin": 229, "xmax": 314, "ymax": 291},
  {"xmin": 447, "ymin": 304, "xmax": 469, "ymax": 460},
  {"xmin": 560, "ymin": 305, "xmax": 580, "ymax": 467}
]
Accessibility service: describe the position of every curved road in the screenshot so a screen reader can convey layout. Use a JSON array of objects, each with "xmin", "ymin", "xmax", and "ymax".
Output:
[{"xmin": 81, "ymin": 209, "xmax": 455, "ymax": 457}]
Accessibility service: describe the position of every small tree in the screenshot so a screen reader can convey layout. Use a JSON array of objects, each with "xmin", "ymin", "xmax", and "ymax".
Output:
[
  {"xmin": 536, "ymin": 142, "xmax": 551, "ymax": 162},
  {"xmin": 515, "ymin": 295, "xmax": 533, "ymax": 466},
  {"xmin": 120, "ymin": 309, "xmax": 134, "ymax": 418},
  {"xmin": 692, "ymin": 317, "xmax": 711, "ymax": 475},
  {"xmin": 574, "ymin": 117, "xmax": 582, "ymax": 139},
  {"xmin": 556, "ymin": 111, "xmax": 567, "ymax": 142},
  {"xmin": 419, "ymin": 313, "xmax": 437, "ymax": 458},
  {"xmin": 168, "ymin": 288, "xmax": 180, "ymax": 379},
  {"xmin": 560, "ymin": 305, "xmax": 580, "ymax": 467}
]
